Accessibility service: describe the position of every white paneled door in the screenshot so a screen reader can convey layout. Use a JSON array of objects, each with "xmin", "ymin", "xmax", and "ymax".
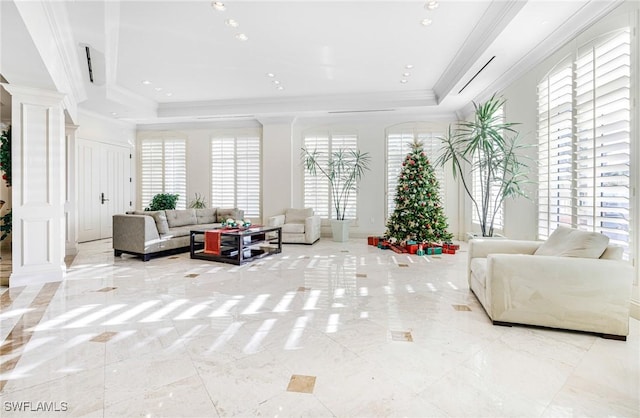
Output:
[{"xmin": 78, "ymin": 139, "xmax": 131, "ymax": 242}]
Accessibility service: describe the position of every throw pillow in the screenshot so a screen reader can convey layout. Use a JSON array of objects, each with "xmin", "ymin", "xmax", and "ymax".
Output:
[
  {"xmin": 534, "ymin": 226, "xmax": 609, "ymax": 258},
  {"xmin": 165, "ymin": 209, "xmax": 197, "ymax": 227},
  {"xmin": 285, "ymin": 208, "xmax": 313, "ymax": 223},
  {"xmin": 150, "ymin": 211, "xmax": 170, "ymax": 235}
]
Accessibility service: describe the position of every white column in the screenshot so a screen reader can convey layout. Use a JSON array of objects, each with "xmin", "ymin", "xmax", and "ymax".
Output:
[
  {"xmin": 2, "ymin": 84, "xmax": 66, "ymax": 287},
  {"xmin": 259, "ymin": 117, "xmax": 295, "ymax": 222},
  {"xmin": 65, "ymin": 124, "xmax": 79, "ymax": 256}
]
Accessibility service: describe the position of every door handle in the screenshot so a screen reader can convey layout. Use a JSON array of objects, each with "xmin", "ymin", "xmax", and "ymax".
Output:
[{"xmin": 101, "ymin": 193, "xmax": 110, "ymax": 204}]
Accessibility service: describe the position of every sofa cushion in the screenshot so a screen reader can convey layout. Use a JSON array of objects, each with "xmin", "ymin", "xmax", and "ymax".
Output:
[
  {"xmin": 282, "ymin": 223, "xmax": 305, "ymax": 234},
  {"xmin": 285, "ymin": 208, "xmax": 313, "ymax": 223},
  {"xmin": 217, "ymin": 208, "xmax": 241, "ymax": 223},
  {"xmin": 196, "ymin": 208, "xmax": 217, "ymax": 224},
  {"xmin": 534, "ymin": 226, "xmax": 609, "ymax": 258},
  {"xmin": 150, "ymin": 211, "xmax": 170, "ymax": 234},
  {"xmin": 165, "ymin": 209, "xmax": 197, "ymax": 228},
  {"xmin": 129, "ymin": 210, "xmax": 169, "ymax": 234}
]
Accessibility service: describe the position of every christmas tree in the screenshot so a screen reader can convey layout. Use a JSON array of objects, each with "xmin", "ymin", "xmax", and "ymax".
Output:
[{"xmin": 385, "ymin": 139, "xmax": 453, "ymax": 244}]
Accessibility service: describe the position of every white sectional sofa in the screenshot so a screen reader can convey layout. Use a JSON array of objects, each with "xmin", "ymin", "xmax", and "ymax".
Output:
[{"xmin": 113, "ymin": 208, "xmax": 243, "ymax": 261}]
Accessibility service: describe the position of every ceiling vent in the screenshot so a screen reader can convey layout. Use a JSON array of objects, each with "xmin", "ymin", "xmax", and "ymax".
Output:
[
  {"xmin": 458, "ymin": 56, "xmax": 496, "ymax": 94},
  {"xmin": 80, "ymin": 44, "xmax": 105, "ymax": 85}
]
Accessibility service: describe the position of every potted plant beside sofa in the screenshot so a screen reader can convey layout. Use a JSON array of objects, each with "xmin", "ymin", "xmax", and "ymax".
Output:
[
  {"xmin": 145, "ymin": 193, "xmax": 179, "ymax": 211},
  {"xmin": 301, "ymin": 147, "xmax": 370, "ymax": 242}
]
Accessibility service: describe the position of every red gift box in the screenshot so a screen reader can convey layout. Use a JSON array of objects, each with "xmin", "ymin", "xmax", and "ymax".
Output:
[
  {"xmin": 407, "ymin": 244, "xmax": 419, "ymax": 254},
  {"xmin": 368, "ymin": 236, "xmax": 379, "ymax": 246}
]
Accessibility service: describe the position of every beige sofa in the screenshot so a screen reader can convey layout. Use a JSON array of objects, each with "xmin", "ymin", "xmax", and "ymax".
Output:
[
  {"xmin": 267, "ymin": 208, "xmax": 321, "ymax": 244},
  {"xmin": 468, "ymin": 227, "xmax": 634, "ymax": 340},
  {"xmin": 113, "ymin": 208, "xmax": 244, "ymax": 261}
]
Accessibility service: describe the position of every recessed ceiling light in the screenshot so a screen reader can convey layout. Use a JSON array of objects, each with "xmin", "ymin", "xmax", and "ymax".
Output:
[
  {"xmin": 211, "ymin": 1, "xmax": 226, "ymax": 11},
  {"xmin": 400, "ymin": 79, "xmax": 408, "ymax": 84},
  {"xmin": 425, "ymin": 1, "xmax": 439, "ymax": 10},
  {"xmin": 225, "ymin": 19, "xmax": 239, "ymax": 28},
  {"xmin": 266, "ymin": 73, "xmax": 275, "ymax": 78},
  {"xmin": 277, "ymin": 86, "xmax": 284, "ymax": 91},
  {"xmin": 142, "ymin": 80, "xmax": 151, "ymax": 85},
  {"xmin": 405, "ymin": 64, "xmax": 414, "ymax": 69},
  {"xmin": 235, "ymin": 33, "xmax": 248, "ymax": 41},
  {"xmin": 111, "ymin": 112, "xmax": 118, "ymax": 116},
  {"xmin": 165, "ymin": 92, "xmax": 173, "ymax": 97},
  {"xmin": 421, "ymin": 18, "xmax": 432, "ymax": 26},
  {"xmin": 403, "ymin": 72, "xmax": 411, "ymax": 77},
  {"xmin": 154, "ymin": 87, "xmax": 163, "ymax": 92},
  {"xmin": 273, "ymin": 80, "xmax": 280, "ymax": 85}
]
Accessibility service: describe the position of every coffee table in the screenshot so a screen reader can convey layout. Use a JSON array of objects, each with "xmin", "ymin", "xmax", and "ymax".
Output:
[{"xmin": 189, "ymin": 226, "xmax": 282, "ymax": 265}]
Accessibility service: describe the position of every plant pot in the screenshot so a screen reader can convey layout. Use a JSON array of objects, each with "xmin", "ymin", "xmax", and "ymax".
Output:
[
  {"xmin": 331, "ymin": 219, "xmax": 350, "ymax": 242},
  {"xmin": 466, "ymin": 232, "xmax": 506, "ymax": 241}
]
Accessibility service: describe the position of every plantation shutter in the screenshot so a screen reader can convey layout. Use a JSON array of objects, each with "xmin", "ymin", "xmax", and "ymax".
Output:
[
  {"xmin": 236, "ymin": 137, "xmax": 261, "ymax": 218},
  {"xmin": 575, "ymin": 30, "xmax": 631, "ymax": 250},
  {"xmin": 211, "ymin": 136, "xmax": 261, "ymax": 218},
  {"xmin": 538, "ymin": 64, "xmax": 573, "ymax": 239},
  {"xmin": 162, "ymin": 139, "xmax": 187, "ymax": 209},
  {"xmin": 211, "ymin": 138, "xmax": 236, "ymax": 209},
  {"xmin": 537, "ymin": 28, "xmax": 631, "ymax": 258},
  {"xmin": 303, "ymin": 134, "xmax": 330, "ymax": 218},
  {"xmin": 140, "ymin": 138, "xmax": 186, "ymax": 210}
]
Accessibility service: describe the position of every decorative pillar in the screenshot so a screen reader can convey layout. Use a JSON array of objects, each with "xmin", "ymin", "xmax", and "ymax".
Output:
[
  {"xmin": 2, "ymin": 84, "xmax": 66, "ymax": 287},
  {"xmin": 258, "ymin": 117, "xmax": 295, "ymax": 222},
  {"xmin": 65, "ymin": 124, "xmax": 79, "ymax": 256}
]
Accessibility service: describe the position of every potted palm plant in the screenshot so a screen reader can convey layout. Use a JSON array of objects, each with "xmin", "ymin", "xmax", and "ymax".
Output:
[
  {"xmin": 436, "ymin": 94, "xmax": 530, "ymax": 237},
  {"xmin": 302, "ymin": 147, "xmax": 371, "ymax": 242}
]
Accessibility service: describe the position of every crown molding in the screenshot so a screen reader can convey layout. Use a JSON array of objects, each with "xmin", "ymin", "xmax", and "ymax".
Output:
[
  {"xmin": 158, "ymin": 90, "xmax": 437, "ymax": 119},
  {"xmin": 433, "ymin": 0, "xmax": 527, "ymax": 103}
]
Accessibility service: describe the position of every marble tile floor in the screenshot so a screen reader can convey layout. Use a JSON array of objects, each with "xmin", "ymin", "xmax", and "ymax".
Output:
[{"xmin": 0, "ymin": 238, "xmax": 638, "ymax": 417}]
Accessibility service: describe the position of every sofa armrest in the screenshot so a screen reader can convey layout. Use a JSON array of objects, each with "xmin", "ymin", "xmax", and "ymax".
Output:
[
  {"xmin": 113, "ymin": 214, "xmax": 161, "ymax": 254},
  {"xmin": 468, "ymin": 239, "xmax": 542, "ymax": 283},
  {"xmin": 487, "ymin": 254, "xmax": 634, "ymax": 335},
  {"xmin": 267, "ymin": 214, "xmax": 285, "ymax": 227},
  {"xmin": 304, "ymin": 215, "xmax": 321, "ymax": 243}
]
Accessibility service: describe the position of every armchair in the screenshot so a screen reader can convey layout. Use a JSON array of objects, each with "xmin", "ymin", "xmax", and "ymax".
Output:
[
  {"xmin": 267, "ymin": 208, "xmax": 321, "ymax": 244},
  {"xmin": 468, "ymin": 228, "xmax": 634, "ymax": 340}
]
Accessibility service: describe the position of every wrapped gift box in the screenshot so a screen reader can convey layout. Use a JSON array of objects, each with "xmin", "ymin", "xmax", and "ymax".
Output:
[
  {"xmin": 426, "ymin": 247, "xmax": 442, "ymax": 255},
  {"xmin": 407, "ymin": 244, "xmax": 419, "ymax": 254}
]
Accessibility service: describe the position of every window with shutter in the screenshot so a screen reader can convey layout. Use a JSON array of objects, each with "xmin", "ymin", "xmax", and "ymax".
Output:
[
  {"xmin": 537, "ymin": 28, "xmax": 631, "ymax": 258},
  {"xmin": 303, "ymin": 132, "xmax": 358, "ymax": 220},
  {"xmin": 139, "ymin": 138, "xmax": 187, "ymax": 209},
  {"xmin": 385, "ymin": 129, "xmax": 445, "ymax": 220},
  {"xmin": 211, "ymin": 136, "xmax": 261, "ymax": 218}
]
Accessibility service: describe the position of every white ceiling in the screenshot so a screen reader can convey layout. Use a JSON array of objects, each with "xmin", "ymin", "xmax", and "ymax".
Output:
[{"xmin": 5, "ymin": 1, "xmax": 625, "ymax": 124}]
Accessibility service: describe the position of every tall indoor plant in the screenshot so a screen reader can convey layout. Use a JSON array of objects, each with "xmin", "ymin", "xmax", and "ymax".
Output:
[
  {"xmin": 0, "ymin": 125, "xmax": 12, "ymax": 241},
  {"xmin": 302, "ymin": 147, "xmax": 371, "ymax": 241},
  {"xmin": 436, "ymin": 94, "xmax": 529, "ymax": 237}
]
